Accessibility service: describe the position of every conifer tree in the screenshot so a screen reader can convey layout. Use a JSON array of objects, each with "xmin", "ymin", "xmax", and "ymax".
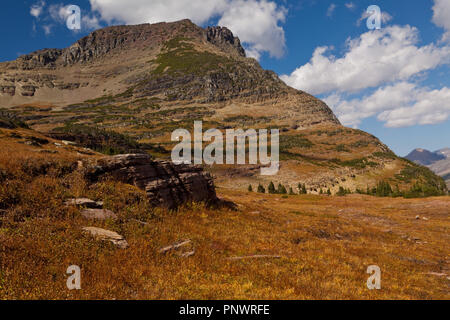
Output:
[
  {"xmin": 257, "ymin": 184, "xmax": 265, "ymax": 193},
  {"xmin": 278, "ymin": 184, "xmax": 287, "ymax": 194},
  {"xmin": 268, "ymin": 181, "xmax": 276, "ymax": 194}
]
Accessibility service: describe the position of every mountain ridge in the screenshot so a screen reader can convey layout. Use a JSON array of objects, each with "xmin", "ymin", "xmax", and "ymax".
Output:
[{"xmin": 0, "ymin": 19, "xmax": 340, "ymax": 129}]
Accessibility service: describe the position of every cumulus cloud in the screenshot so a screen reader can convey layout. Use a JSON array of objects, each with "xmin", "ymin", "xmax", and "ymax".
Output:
[
  {"xmin": 432, "ymin": 0, "xmax": 450, "ymax": 42},
  {"xmin": 282, "ymin": 2, "xmax": 450, "ymax": 129},
  {"xmin": 218, "ymin": 0, "xmax": 286, "ymax": 59},
  {"xmin": 281, "ymin": 25, "xmax": 450, "ymax": 95},
  {"xmin": 89, "ymin": 0, "xmax": 227, "ymax": 25},
  {"xmin": 48, "ymin": 4, "xmax": 70, "ymax": 23},
  {"xmin": 88, "ymin": 0, "xmax": 287, "ymax": 59},
  {"xmin": 325, "ymin": 82, "xmax": 450, "ymax": 128},
  {"xmin": 82, "ymin": 15, "xmax": 101, "ymax": 30},
  {"xmin": 30, "ymin": 1, "xmax": 45, "ymax": 18}
]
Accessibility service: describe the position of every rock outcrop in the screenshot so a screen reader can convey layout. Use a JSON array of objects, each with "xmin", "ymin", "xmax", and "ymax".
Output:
[
  {"xmin": 65, "ymin": 198, "xmax": 104, "ymax": 209},
  {"xmin": 206, "ymin": 26, "xmax": 246, "ymax": 57},
  {"xmin": 84, "ymin": 154, "xmax": 218, "ymax": 209}
]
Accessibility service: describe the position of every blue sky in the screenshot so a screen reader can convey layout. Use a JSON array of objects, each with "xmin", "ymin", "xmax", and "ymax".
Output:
[{"xmin": 0, "ymin": 0, "xmax": 449, "ymax": 156}]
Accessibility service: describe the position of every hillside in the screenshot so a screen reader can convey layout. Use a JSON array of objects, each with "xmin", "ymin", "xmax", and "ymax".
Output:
[
  {"xmin": 0, "ymin": 19, "xmax": 446, "ymax": 196},
  {"xmin": 0, "ymin": 127, "xmax": 449, "ymax": 299}
]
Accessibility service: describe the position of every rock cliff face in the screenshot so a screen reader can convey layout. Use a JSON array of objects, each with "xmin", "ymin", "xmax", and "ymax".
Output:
[
  {"xmin": 84, "ymin": 154, "xmax": 218, "ymax": 209},
  {"xmin": 206, "ymin": 26, "xmax": 246, "ymax": 57},
  {"xmin": 8, "ymin": 20, "xmax": 246, "ymax": 69}
]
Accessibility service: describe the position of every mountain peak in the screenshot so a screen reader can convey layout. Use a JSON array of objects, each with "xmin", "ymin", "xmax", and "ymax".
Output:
[
  {"xmin": 0, "ymin": 19, "xmax": 340, "ymax": 128},
  {"xmin": 12, "ymin": 20, "xmax": 246, "ymax": 69},
  {"xmin": 406, "ymin": 148, "xmax": 445, "ymax": 165},
  {"xmin": 206, "ymin": 26, "xmax": 246, "ymax": 57}
]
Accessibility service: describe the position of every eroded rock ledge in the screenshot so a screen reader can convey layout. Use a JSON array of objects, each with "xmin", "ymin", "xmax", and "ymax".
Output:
[{"xmin": 83, "ymin": 154, "xmax": 218, "ymax": 209}]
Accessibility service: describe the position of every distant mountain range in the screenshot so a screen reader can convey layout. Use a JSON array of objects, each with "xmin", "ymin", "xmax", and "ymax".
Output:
[{"xmin": 406, "ymin": 148, "xmax": 450, "ymax": 188}]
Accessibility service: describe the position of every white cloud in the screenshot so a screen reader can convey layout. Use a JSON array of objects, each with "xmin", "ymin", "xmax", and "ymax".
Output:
[
  {"xmin": 432, "ymin": 0, "xmax": 450, "ymax": 42},
  {"xmin": 324, "ymin": 82, "xmax": 450, "ymax": 128},
  {"xmin": 30, "ymin": 1, "xmax": 45, "ymax": 18},
  {"xmin": 281, "ymin": 25, "xmax": 450, "ymax": 95},
  {"xmin": 326, "ymin": 4, "xmax": 337, "ymax": 17},
  {"xmin": 82, "ymin": 15, "xmax": 101, "ymax": 30},
  {"xmin": 218, "ymin": 0, "xmax": 287, "ymax": 58},
  {"xmin": 89, "ymin": 0, "xmax": 227, "ymax": 25},
  {"xmin": 88, "ymin": 0, "xmax": 287, "ymax": 59},
  {"xmin": 48, "ymin": 4, "xmax": 70, "ymax": 23}
]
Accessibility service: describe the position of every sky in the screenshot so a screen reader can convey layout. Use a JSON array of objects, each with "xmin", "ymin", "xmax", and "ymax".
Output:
[{"xmin": 0, "ymin": 0, "xmax": 449, "ymax": 156}]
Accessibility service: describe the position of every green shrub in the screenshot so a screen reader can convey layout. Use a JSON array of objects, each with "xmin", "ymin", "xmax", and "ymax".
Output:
[{"xmin": 50, "ymin": 124, "xmax": 167, "ymax": 156}]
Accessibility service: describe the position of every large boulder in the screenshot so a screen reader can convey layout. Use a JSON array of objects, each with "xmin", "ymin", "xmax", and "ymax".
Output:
[{"xmin": 83, "ymin": 154, "xmax": 218, "ymax": 209}]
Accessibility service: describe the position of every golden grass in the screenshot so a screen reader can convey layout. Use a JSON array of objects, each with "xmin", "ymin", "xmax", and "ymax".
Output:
[{"xmin": 0, "ymin": 129, "xmax": 449, "ymax": 300}]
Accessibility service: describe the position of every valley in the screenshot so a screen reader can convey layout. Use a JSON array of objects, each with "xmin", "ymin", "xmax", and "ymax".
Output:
[{"xmin": 0, "ymin": 19, "xmax": 448, "ymax": 300}]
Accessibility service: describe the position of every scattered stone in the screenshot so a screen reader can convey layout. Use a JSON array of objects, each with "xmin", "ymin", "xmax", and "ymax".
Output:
[
  {"xmin": 82, "ymin": 227, "xmax": 128, "ymax": 249},
  {"xmin": 422, "ymin": 217, "xmax": 429, "ymax": 221},
  {"xmin": 427, "ymin": 272, "xmax": 447, "ymax": 278},
  {"xmin": 179, "ymin": 250, "xmax": 195, "ymax": 258},
  {"xmin": 65, "ymin": 198, "xmax": 103, "ymax": 209},
  {"xmin": 62, "ymin": 140, "xmax": 76, "ymax": 146},
  {"xmin": 159, "ymin": 240, "xmax": 192, "ymax": 254},
  {"xmin": 415, "ymin": 215, "xmax": 420, "ymax": 220},
  {"xmin": 24, "ymin": 140, "xmax": 40, "ymax": 147},
  {"xmin": 81, "ymin": 208, "xmax": 117, "ymax": 220}
]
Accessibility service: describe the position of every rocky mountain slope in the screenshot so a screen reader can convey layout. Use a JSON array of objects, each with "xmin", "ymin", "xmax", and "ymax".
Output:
[
  {"xmin": 0, "ymin": 19, "xmax": 446, "ymax": 195},
  {"xmin": 0, "ymin": 19, "xmax": 338, "ymax": 129},
  {"xmin": 406, "ymin": 148, "xmax": 450, "ymax": 188}
]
